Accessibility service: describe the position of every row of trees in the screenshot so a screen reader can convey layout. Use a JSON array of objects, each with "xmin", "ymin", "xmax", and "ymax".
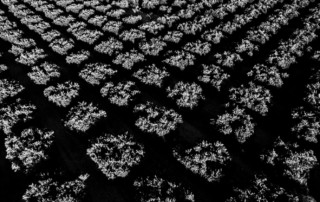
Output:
[
  {"xmin": 22, "ymin": 0, "xmax": 77, "ymax": 57},
  {"xmin": 221, "ymin": 0, "xmax": 279, "ymax": 35},
  {"xmin": 267, "ymin": 5, "xmax": 320, "ymax": 71},
  {"xmin": 171, "ymin": 0, "xmax": 251, "ymax": 36},
  {"xmin": 21, "ymin": 0, "xmax": 96, "ymax": 63},
  {"xmin": 2, "ymin": 2, "xmax": 51, "ymax": 67},
  {"xmin": 203, "ymin": 0, "xmax": 311, "ymax": 76},
  {"xmin": 200, "ymin": 0, "xmax": 276, "ymax": 45},
  {"xmin": 241, "ymin": 0, "xmax": 310, "ymax": 55},
  {"xmin": 245, "ymin": 2, "xmax": 320, "ymax": 91},
  {"xmin": 291, "ymin": 57, "xmax": 320, "ymax": 143}
]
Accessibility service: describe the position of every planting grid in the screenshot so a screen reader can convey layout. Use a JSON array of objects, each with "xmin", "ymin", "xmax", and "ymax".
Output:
[{"xmin": 0, "ymin": 0, "xmax": 320, "ymax": 201}]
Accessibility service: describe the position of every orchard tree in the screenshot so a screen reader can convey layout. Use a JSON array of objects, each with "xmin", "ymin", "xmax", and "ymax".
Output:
[
  {"xmin": 0, "ymin": 64, "xmax": 8, "ymax": 73},
  {"xmin": 167, "ymin": 81, "xmax": 204, "ymax": 109},
  {"xmin": 214, "ymin": 51, "xmax": 243, "ymax": 68},
  {"xmin": 15, "ymin": 47, "xmax": 47, "ymax": 66},
  {"xmin": 79, "ymin": 9, "xmax": 95, "ymax": 20},
  {"xmin": 122, "ymin": 15, "xmax": 142, "ymax": 25},
  {"xmin": 106, "ymin": 8, "xmax": 126, "ymax": 19},
  {"xmin": 5, "ymin": 128, "xmax": 54, "ymax": 173},
  {"xmin": 41, "ymin": 29, "xmax": 61, "ymax": 42},
  {"xmin": 113, "ymin": 49, "xmax": 145, "ymax": 70},
  {"xmin": 139, "ymin": 37, "xmax": 167, "ymax": 56},
  {"xmin": 247, "ymin": 64, "xmax": 287, "ymax": 88},
  {"xmin": 268, "ymin": 50, "xmax": 296, "ymax": 70},
  {"xmin": 0, "ymin": 99, "xmax": 36, "ymax": 135},
  {"xmin": 163, "ymin": 31, "xmax": 184, "ymax": 43},
  {"xmin": 284, "ymin": 150, "xmax": 318, "ymax": 186},
  {"xmin": 23, "ymin": 173, "xmax": 89, "ymax": 202},
  {"xmin": 213, "ymin": 105, "xmax": 255, "ymax": 143},
  {"xmin": 103, "ymin": 20, "xmax": 123, "ymax": 35},
  {"xmin": 226, "ymin": 175, "xmax": 299, "ymax": 202},
  {"xmin": 229, "ymin": 82, "xmax": 272, "ymax": 116},
  {"xmin": 67, "ymin": 22, "xmax": 102, "ymax": 44},
  {"xmin": 100, "ymin": 80, "xmax": 140, "ymax": 106},
  {"xmin": 201, "ymin": 28, "xmax": 224, "ymax": 44},
  {"xmin": 133, "ymin": 102, "xmax": 183, "ymax": 137},
  {"xmin": 43, "ymin": 81, "xmax": 80, "ymax": 107},
  {"xmin": 198, "ymin": 64, "xmax": 230, "ymax": 91},
  {"xmin": 79, "ymin": 63, "xmax": 117, "ymax": 86},
  {"xmin": 291, "ymin": 106, "xmax": 320, "ymax": 143},
  {"xmin": 56, "ymin": 0, "xmax": 74, "ymax": 7},
  {"xmin": 173, "ymin": 140, "xmax": 231, "ymax": 182},
  {"xmin": 0, "ymin": 79, "xmax": 24, "ymax": 102},
  {"xmin": 64, "ymin": 101, "xmax": 107, "ymax": 132},
  {"xmin": 88, "ymin": 15, "xmax": 108, "ymax": 27},
  {"xmin": 27, "ymin": 62, "xmax": 60, "ymax": 85},
  {"xmin": 157, "ymin": 15, "xmax": 180, "ymax": 28},
  {"xmin": 178, "ymin": 7, "xmax": 196, "ymax": 19},
  {"xmin": 53, "ymin": 15, "xmax": 75, "ymax": 27},
  {"xmin": 120, "ymin": 28, "xmax": 146, "ymax": 43},
  {"xmin": 312, "ymin": 51, "xmax": 320, "ymax": 61},
  {"xmin": 87, "ymin": 132, "xmax": 144, "ymax": 179},
  {"xmin": 66, "ymin": 50, "xmax": 90, "ymax": 65},
  {"xmin": 141, "ymin": 0, "xmax": 160, "ymax": 9},
  {"xmin": 94, "ymin": 37, "xmax": 123, "ymax": 56},
  {"xmin": 261, "ymin": 137, "xmax": 318, "ymax": 186},
  {"xmin": 235, "ymin": 39, "xmax": 258, "ymax": 56},
  {"xmin": 163, "ymin": 50, "xmax": 196, "ymax": 70},
  {"xmin": 183, "ymin": 40, "xmax": 211, "ymax": 56},
  {"xmin": 112, "ymin": 0, "xmax": 131, "ymax": 8},
  {"xmin": 49, "ymin": 37, "xmax": 74, "ymax": 55},
  {"xmin": 139, "ymin": 21, "xmax": 165, "ymax": 35},
  {"xmin": 177, "ymin": 20, "xmax": 203, "ymax": 35},
  {"xmin": 304, "ymin": 81, "xmax": 320, "ymax": 111},
  {"xmin": 133, "ymin": 175, "xmax": 195, "ymax": 202},
  {"xmin": 172, "ymin": 0, "xmax": 188, "ymax": 7},
  {"xmin": 133, "ymin": 64, "xmax": 169, "ymax": 87},
  {"xmin": 66, "ymin": 3, "xmax": 84, "ymax": 13}
]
